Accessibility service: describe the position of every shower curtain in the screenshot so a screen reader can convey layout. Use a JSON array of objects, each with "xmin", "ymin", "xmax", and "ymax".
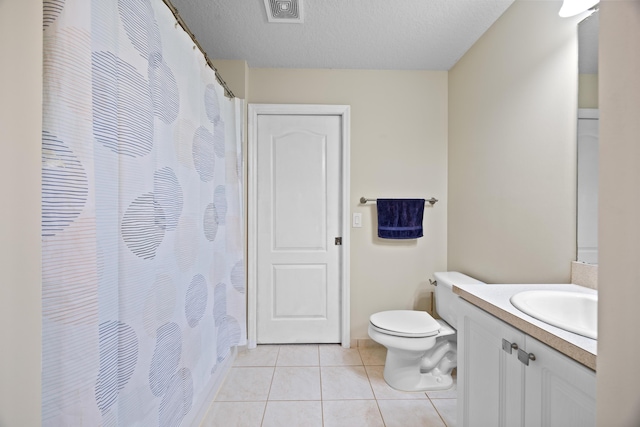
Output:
[{"xmin": 42, "ymin": 0, "xmax": 246, "ymax": 425}]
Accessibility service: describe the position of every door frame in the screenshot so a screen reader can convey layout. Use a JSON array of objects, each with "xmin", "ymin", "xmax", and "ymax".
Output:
[{"xmin": 247, "ymin": 104, "xmax": 351, "ymax": 348}]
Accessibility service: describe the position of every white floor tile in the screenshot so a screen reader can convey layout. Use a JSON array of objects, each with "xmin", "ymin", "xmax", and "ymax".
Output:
[
  {"xmin": 365, "ymin": 365, "xmax": 428, "ymax": 400},
  {"xmin": 201, "ymin": 401, "xmax": 265, "ymax": 427},
  {"xmin": 377, "ymin": 399, "xmax": 447, "ymax": 427},
  {"xmin": 276, "ymin": 344, "xmax": 320, "ymax": 366},
  {"xmin": 431, "ymin": 398, "xmax": 457, "ymax": 427},
  {"xmin": 268, "ymin": 366, "xmax": 321, "ymax": 401},
  {"xmin": 204, "ymin": 344, "xmax": 458, "ymax": 426},
  {"xmin": 319, "ymin": 344, "xmax": 363, "ymax": 366},
  {"xmin": 322, "ymin": 400, "xmax": 384, "ymax": 427},
  {"xmin": 261, "ymin": 401, "xmax": 323, "ymax": 427},
  {"xmin": 215, "ymin": 367, "xmax": 274, "ymax": 402},
  {"xmin": 321, "ymin": 366, "xmax": 374, "ymax": 400},
  {"xmin": 234, "ymin": 345, "xmax": 280, "ymax": 367},
  {"xmin": 358, "ymin": 347, "xmax": 387, "ymax": 366}
]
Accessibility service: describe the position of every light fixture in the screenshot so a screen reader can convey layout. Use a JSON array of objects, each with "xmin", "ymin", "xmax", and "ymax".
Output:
[{"xmin": 559, "ymin": 0, "xmax": 600, "ymax": 17}]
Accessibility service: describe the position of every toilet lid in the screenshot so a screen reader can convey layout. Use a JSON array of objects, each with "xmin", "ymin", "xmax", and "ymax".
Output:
[{"xmin": 369, "ymin": 310, "xmax": 440, "ymax": 338}]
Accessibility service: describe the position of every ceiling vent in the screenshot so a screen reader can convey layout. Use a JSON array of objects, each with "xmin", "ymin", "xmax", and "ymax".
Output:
[{"xmin": 263, "ymin": 0, "xmax": 304, "ymax": 24}]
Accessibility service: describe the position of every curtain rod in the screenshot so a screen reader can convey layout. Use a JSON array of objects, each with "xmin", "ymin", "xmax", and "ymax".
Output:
[{"xmin": 162, "ymin": 0, "xmax": 236, "ymax": 99}]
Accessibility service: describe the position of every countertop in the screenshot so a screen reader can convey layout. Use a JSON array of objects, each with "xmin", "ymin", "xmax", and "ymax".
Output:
[{"xmin": 453, "ymin": 284, "xmax": 597, "ymax": 371}]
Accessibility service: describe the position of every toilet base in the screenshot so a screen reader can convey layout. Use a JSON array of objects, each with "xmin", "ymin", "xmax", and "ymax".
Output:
[{"xmin": 382, "ymin": 338, "xmax": 457, "ymax": 392}]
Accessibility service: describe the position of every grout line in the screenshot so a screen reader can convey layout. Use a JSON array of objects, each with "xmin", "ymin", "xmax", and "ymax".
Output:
[
  {"xmin": 265, "ymin": 366, "xmax": 276, "ymax": 402},
  {"xmin": 427, "ymin": 387, "xmax": 457, "ymax": 427},
  {"xmin": 362, "ymin": 364, "xmax": 377, "ymax": 401},
  {"xmin": 273, "ymin": 344, "xmax": 282, "ymax": 367},
  {"xmin": 317, "ymin": 345, "xmax": 324, "ymax": 426},
  {"xmin": 374, "ymin": 394, "xmax": 387, "ymax": 426},
  {"xmin": 319, "ymin": 364, "xmax": 324, "ymax": 401},
  {"xmin": 260, "ymin": 400, "xmax": 267, "ymax": 427},
  {"xmin": 261, "ymin": 365, "xmax": 277, "ymax": 427},
  {"xmin": 273, "ymin": 345, "xmax": 281, "ymax": 369},
  {"xmin": 429, "ymin": 398, "xmax": 450, "ymax": 427}
]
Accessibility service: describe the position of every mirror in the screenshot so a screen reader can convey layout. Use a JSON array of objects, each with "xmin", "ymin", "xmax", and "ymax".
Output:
[{"xmin": 577, "ymin": 11, "xmax": 599, "ymax": 264}]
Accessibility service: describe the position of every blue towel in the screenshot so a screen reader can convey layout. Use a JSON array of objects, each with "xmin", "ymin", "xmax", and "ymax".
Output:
[{"xmin": 377, "ymin": 199, "xmax": 425, "ymax": 239}]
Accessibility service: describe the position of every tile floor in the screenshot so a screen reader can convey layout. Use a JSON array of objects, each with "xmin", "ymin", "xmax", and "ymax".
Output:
[{"xmin": 201, "ymin": 344, "xmax": 456, "ymax": 427}]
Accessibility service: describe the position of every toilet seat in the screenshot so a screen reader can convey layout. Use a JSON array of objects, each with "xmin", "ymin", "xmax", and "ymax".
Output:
[{"xmin": 369, "ymin": 310, "xmax": 440, "ymax": 338}]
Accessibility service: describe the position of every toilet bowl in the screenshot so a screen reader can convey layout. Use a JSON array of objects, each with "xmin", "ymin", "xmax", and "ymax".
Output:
[{"xmin": 368, "ymin": 272, "xmax": 485, "ymax": 392}]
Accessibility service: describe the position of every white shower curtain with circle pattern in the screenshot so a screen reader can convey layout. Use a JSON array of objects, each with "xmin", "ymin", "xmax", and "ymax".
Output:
[{"xmin": 42, "ymin": 0, "xmax": 246, "ymax": 425}]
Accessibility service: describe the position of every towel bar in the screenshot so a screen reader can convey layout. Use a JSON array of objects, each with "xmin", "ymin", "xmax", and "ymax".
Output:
[{"xmin": 360, "ymin": 197, "xmax": 438, "ymax": 206}]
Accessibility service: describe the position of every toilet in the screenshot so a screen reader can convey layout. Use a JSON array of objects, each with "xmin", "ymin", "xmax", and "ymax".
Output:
[{"xmin": 368, "ymin": 272, "xmax": 485, "ymax": 392}]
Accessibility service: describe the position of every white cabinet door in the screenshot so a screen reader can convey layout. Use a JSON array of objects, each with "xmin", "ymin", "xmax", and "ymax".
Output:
[
  {"xmin": 458, "ymin": 300, "xmax": 525, "ymax": 427},
  {"xmin": 458, "ymin": 299, "xmax": 596, "ymax": 427},
  {"xmin": 524, "ymin": 337, "xmax": 596, "ymax": 427}
]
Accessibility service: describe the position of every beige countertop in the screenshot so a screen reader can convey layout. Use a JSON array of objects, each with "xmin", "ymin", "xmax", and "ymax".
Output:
[{"xmin": 453, "ymin": 283, "xmax": 597, "ymax": 371}]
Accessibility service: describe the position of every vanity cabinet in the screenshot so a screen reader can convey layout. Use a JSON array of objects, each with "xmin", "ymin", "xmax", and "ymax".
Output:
[{"xmin": 457, "ymin": 299, "xmax": 596, "ymax": 427}]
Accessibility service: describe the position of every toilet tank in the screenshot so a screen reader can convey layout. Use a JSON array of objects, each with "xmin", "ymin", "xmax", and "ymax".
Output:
[{"xmin": 433, "ymin": 272, "xmax": 485, "ymax": 329}]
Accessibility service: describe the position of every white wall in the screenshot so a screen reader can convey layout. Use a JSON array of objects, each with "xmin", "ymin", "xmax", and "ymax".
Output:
[
  {"xmin": 0, "ymin": 1, "xmax": 42, "ymax": 426},
  {"xmin": 448, "ymin": 1, "xmax": 581, "ymax": 283},
  {"xmin": 248, "ymin": 69, "xmax": 448, "ymax": 339},
  {"xmin": 212, "ymin": 59, "xmax": 249, "ymax": 100},
  {"xmin": 597, "ymin": 1, "xmax": 640, "ymax": 425}
]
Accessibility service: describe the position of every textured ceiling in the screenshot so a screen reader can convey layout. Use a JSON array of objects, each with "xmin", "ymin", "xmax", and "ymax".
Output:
[{"xmin": 169, "ymin": 0, "xmax": 517, "ymax": 70}]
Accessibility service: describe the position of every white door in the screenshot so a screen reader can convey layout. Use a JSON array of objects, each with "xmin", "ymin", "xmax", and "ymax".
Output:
[
  {"xmin": 256, "ymin": 114, "xmax": 342, "ymax": 343},
  {"xmin": 577, "ymin": 116, "xmax": 599, "ymax": 264}
]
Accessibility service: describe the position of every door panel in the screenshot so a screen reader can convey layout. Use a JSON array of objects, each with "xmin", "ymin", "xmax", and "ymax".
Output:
[
  {"xmin": 272, "ymin": 131, "xmax": 327, "ymax": 250},
  {"xmin": 272, "ymin": 264, "xmax": 327, "ymax": 318},
  {"xmin": 257, "ymin": 114, "xmax": 341, "ymax": 343}
]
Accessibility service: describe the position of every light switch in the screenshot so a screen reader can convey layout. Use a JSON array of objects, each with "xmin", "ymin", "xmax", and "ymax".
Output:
[{"xmin": 352, "ymin": 213, "xmax": 362, "ymax": 228}]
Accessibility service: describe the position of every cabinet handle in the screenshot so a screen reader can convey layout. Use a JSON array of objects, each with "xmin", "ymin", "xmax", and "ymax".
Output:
[
  {"xmin": 502, "ymin": 339, "xmax": 518, "ymax": 354},
  {"xmin": 517, "ymin": 348, "xmax": 536, "ymax": 366}
]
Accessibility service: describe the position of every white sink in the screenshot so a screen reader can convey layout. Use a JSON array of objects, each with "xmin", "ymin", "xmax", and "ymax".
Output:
[{"xmin": 510, "ymin": 290, "xmax": 597, "ymax": 339}]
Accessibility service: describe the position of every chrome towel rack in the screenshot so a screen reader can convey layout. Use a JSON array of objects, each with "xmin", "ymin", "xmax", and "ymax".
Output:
[{"xmin": 360, "ymin": 197, "xmax": 439, "ymax": 206}]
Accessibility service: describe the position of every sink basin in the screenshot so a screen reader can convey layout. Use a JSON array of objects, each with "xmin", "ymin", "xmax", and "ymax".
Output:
[{"xmin": 510, "ymin": 290, "xmax": 597, "ymax": 339}]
